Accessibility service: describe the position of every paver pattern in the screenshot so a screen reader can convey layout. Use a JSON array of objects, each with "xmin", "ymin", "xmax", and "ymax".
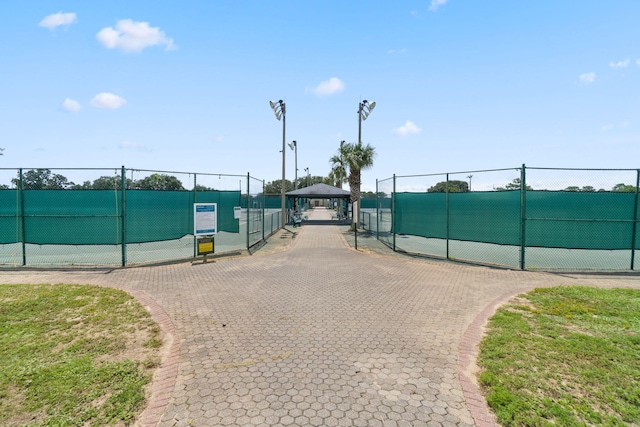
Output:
[{"xmin": 1, "ymin": 207, "xmax": 639, "ymax": 426}]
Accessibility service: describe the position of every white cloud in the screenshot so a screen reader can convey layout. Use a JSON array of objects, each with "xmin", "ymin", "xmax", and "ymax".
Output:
[
  {"xmin": 579, "ymin": 72, "xmax": 595, "ymax": 84},
  {"xmin": 61, "ymin": 98, "xmax": 81, "ymax": 112},
  {"xmin": 90, "ymin": 93, "xmax": 127, "ymax": 109},
  {"xmin": 96, "ymin": 19, "xmax": 176, "ymax": 52},
  {"xmin": 307, "ymin": 77, "xmax": 345, "ymax": 96},
  {"xmin": 39, "ymin": 12, "xmax": 77, "ymax": 29},
  {"xmin": 387, "ymin": 48, "xmax": 407, "ymax": 54},
  {"xmin": 429, "ymin": 0, "xmax": 449, "ymax": 11},
  {"xmin": 394, "ymin": 120, "xmax": 421, "ymax": 137},
  {"xmin": 609, "ymin": 58, "xmax": 630, "ymax": 69}
]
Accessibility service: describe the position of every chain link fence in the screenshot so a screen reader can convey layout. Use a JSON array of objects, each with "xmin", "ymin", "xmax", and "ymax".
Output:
[
  {"xmin": 0, "ymin": 167, "xmax": 278, "ymax": 267},
  {"xmin": 375, "ymin": 166, "xmax": 640, "ymax": 271}
]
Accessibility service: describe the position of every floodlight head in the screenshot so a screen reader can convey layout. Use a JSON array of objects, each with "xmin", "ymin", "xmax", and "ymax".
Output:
[
  {"xmin": 288, "ymin": 141, "xmax": 296, "ymax": 150},
  {"xmin": 269, "ymin": 99, "xmax": 284, "ymax": 121},
  {"xmin": 368, "ymin": 101, "xmax": 376, "ymax": 112}
]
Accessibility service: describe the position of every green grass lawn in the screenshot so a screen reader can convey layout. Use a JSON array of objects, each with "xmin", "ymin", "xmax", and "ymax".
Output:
[
  {"xmin": 0, "ymin": 284, "xmax": 162, "ymax": 427},
  {"xmin": 478, "ymin": 286, "xmax": 640, "ymax": 426}
]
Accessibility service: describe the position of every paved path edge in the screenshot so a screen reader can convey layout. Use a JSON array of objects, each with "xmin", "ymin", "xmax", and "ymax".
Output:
[
  {"xmin": 127, "ymin": 289, "xmax": 181, "ymax": 427},
  {"xmin": 457, "ymin": 285, "xmax": 533, "ymax": 427}
]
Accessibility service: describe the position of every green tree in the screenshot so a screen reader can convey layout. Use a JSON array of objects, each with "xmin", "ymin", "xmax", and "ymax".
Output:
[
  {"xmin": 133, "ymin": 174, "xmax": 185, "ymax": 190},
  {"xmin": 72, "ymin": 180, "xmax": 93, "ymax": 190},
  {"xmin": 612, "ymin": 183, "xmax": 636, "ymax": 192},
  {"xmin": 333, "ymin": 141, "xmax": 376, "ymax": 229},
  {"xmin": 427, "ymin": 180, "xmax": 468, "ymax": 193},
  {"xmin": 264, "ymin": 179, "xmax": 294, "ymax": 194},
  {"xmin": 495, "ymin": 178, "xmax": 533, "ymax": 191},
  {"xmin": 12, "ymin": 169, "xmax": 75, "ymax": 189},
  {"xmin": 329, "ymin": 141, "xmax": 348, "ymax": 189},
  {"xmin": 194, "ymin": 184, "xmax": 215, "ymax": 192},
  {"xmin": 91, "ymin": 176, "xmax": 122, "ymax": 190}
]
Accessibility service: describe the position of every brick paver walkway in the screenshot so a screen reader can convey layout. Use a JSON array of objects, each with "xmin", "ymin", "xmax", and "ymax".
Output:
[{"xmin": 2, "ymin": 207, "xmax": 639, "ymax": 426}]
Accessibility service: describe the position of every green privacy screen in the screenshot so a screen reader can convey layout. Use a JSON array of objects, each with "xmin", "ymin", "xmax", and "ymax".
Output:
[
  {"xmin": 0, "ymin": 189, "xmax": 240, "ymax": 245},
  {"xmin": 395, "ymin": 192, "xmax": 520, "ymax": 245},
  {"xmin": 526, "ymin": 191, "xmax": 636, "ymax": 250},
  {"xmin": 394, "ymin": 190, "xmax": 639, "ymax": 250},
  {"xmin": 0, "ymin": 190, "xmax": 21, "ymax": 243}
]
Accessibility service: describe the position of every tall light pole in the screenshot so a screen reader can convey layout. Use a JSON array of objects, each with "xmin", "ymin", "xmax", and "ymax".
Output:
[
  {"xmin": 467, "ymin": 175, "xmax": 473, "ymax": 192},
  {"xmin": 304, "ymin": 167, "xmax": 310, "ymax": 187},
  {"xmin": 288, "ymin": 140, "xmax": 298, "ymax": 190},
  {"xmin": 354, "ymin": 99, "xmax": 375, "ymax": 228},
  {"xmin": 270, "ymin": 100, "xmax": 286, "ymax": 228}
]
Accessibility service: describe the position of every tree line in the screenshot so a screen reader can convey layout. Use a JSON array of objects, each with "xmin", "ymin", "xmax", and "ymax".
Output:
[
  {"xmin": 2, "ymin": 169, "xmax": 637, "ymax": 194},
  {"xmin": 0, "ymin": 169, "xmax": 215, "ymax": 191},
  {"xmin": 427, "ymin": 178, "xmax": 636, "ymax": 193}
]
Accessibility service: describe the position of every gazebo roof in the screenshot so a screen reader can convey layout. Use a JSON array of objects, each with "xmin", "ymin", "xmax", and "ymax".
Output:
[{"xmin": 286, "ymin": 183, "xmax": 350, "ymax": 198}]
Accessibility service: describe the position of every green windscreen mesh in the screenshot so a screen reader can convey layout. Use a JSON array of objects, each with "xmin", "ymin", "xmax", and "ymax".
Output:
[
  {"xmin": 24, "ymin": 190, "xmax": 120, "ymax": 245},
  {"xmin": 449, "ymin": 191, "xmax": 521, "ymax": 245},
  {"xmin": 394, "ymin": 190, "xmax": 639, "ymax": 250},
  {"xmin": 0, "ymin": 189, "xmax": 241, "ymax": 245},
  {"xmin": 360, "ymin": 199, "xmax": 377, "ymax": 209},
  {"xmin": 526, "ymin": 191, "xmax": 636, "ymax": 250},
  {"xmin": 0, "ymin": 190, "xmax": 21, "ymax": 244},
  {"xmin": 395, "ymin": 192, "xmax": 447, "ymax": 239}
]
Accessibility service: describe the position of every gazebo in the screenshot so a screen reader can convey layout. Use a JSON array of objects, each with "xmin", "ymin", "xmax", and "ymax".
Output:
[{"xmin": 286, "ymin": 183, "xmax": 351, "ymax": 224}]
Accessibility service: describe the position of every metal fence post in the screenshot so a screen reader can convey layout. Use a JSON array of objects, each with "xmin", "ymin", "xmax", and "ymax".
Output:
[
  {"xmin": 519, "ymin": 164, "xmax": 527, "ymax": 270},
  {"xmin": 120, "ymin": 166, "xmax": 127, "ymax": 267},
  {"xmin": 246, "ymin": 173, "xmax": 250, "ymax": 250},
  {"xmin": 376, "ymin": 179, "xmax": 380, "ymax": 240},
  {"xmin": 392, "ymin": 174, "xmax": 396, "ymax": 252},
  {"xmin": 631, "ymin": 169, "xmax": 639, "ymax": 270},
  {"xmin": 262, "ymin": 179, "xmax": 265, "ymax": 241},
  {"xmin": 19, "ymin": 168, "xmax": 26, "ymax": 266},
  {"xmin": 446, "ymin": 173, "xmax": 450, "ymax": 260},
  {"xmin": 193, "ymin": 173, "xmax": 197, "ymax": 258}
]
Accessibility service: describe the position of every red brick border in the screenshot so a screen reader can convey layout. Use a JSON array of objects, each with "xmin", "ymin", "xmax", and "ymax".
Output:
[
  {"xmin": 128, "ymin": 290, "xmax": 180, "ymax": 427},
  {"xmin": 457, "ymin": 287, "xmax": 531, "ymax": 427}
]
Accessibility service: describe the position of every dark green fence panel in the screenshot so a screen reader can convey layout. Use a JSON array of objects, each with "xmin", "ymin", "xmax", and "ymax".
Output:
[
  {"xmin": 526, "ymin": 191, "xmax": 635, "ymax": 249},
  {"xmin": 23, "ymin": 190, "xmax": 120, "ymax": 245},
  {"xmin": 125, "ymin": 190, "xmax": 192, "ymax": 243},
  {"xmin": 0, "ymin": 190, "xmax": 20, "ymax": 244},
  {"xmin": 395, "ymin": 192, "xmax": 447, "ymax": 238},
  {"xmin": 126, "ymin": 190, "xmax": 241, "ymax": 243},
  {"xmin": 263, "ymin": 196, "xmax": 282, "ymax": 209},
  {"xmin": 361, "ymin": 199, "xmax": 377, "ymax": 209},
  {"xmin": 636, "ymin": 196, "xmax": 640, "ymax": 250},
  {"xmin": 449, "ymin": 191, "xmax": 521, "ymax": 245}
]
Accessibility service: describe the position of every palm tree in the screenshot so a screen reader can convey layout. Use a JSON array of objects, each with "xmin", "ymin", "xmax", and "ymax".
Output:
[
  {"xmin": 329, "ymin": 141, "xmax": 347, "ymax": 189},
  {"xmin": 333, "ymin": 141, "xmax": 376, "ymax": 229}
]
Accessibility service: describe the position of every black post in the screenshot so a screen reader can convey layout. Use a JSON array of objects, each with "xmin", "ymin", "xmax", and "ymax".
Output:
[{"xmin": 19, "ymin": 168, "xmax": 26, "ymax": 266}]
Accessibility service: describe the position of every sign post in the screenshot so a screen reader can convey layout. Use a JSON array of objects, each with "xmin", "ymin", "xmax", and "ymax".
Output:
[{"xmin": 194, "ymin": 203, "xmax": 217, "ymax": 262}]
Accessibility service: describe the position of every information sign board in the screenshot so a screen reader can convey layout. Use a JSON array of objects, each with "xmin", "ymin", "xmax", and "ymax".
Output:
[{"xmin": 194, "ymin": 203, "xmax": 217, "ymax": 236}]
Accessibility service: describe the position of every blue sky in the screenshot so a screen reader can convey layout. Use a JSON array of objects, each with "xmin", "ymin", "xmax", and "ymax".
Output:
[{"xmin": 2, "ymin": 1, "xmax": 639, "ymax": 191}]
